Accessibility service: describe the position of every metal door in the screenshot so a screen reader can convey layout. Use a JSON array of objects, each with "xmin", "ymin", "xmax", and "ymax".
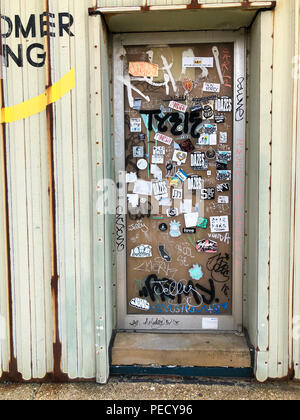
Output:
[{"xmin": 113, "ymin": 31, "xmax": 246, "ymax": 332}]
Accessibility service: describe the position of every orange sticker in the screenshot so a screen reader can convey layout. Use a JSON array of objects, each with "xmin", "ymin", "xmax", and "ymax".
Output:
[{"xmin": 129, "ymin": 62, "xmax": 159, "ymax": 78}]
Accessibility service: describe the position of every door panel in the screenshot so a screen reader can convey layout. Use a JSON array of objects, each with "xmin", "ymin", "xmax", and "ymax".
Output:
[{"xmin": 114, "ymin": 32, "xmax": 245, "ymax": 332}]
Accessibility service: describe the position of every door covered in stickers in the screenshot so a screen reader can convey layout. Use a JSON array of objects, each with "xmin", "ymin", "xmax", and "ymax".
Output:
[{"xmin": 114, "ymin": 32, "xmax": 245, "ymax": 332}]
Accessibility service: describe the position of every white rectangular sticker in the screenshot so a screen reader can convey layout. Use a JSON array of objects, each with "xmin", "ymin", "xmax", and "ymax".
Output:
[
  {"xmin": 220, "ymin": 132, "xmax": 228, "ymax": 144},
  {"xmin": 203, "ymin": 82, "xmax": 220, "ymax": 93},
  {"xmin": 169, "ymin": 101, "xmax": 188, "ymax": 113},
  {"xmin": 218, "ymin": 196, "xmax": 229, "ymax": 204},
  {"xmin": 183, "ymin": 57, "xmax": 214, "ymax": 68},
  {"xmin": 184, "ymin": 212, "xmax": 199, "ymax": 228},
  {"xmin": 210, "ymin": 216, "xmax": 229, "ymax": 233},
  {"xmin": 133, "ymin": 180, "xmax": 152, "ymax": 196},
  {"xmin": 154, "ymin": 133, "xmax": 173, "ymax": 146},
  {"xmin": 209, "ymin": 134, "xmax": 217, "ymax": 146},
  {"xmin": 130, "ymin": 118, "xmax": 142, "ymax": 133},
  {"xmin": 202, "ymin": 318, "xmax": 219, "ymax": 330}
]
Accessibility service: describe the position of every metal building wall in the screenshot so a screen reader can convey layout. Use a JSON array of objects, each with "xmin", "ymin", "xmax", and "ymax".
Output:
[
  {"xmin": 0, "ymin": 0, "xmax": 54, "ymax": 380},
  {"xmin": 0, "ymin": 0, "xmax": 299, "ymax": 384},
  {"xmin": 246, "ymin": 0, "xmax": 300, "ymax": 381},
  {"xmin": 293, "ymin": 0, "xmax": 300, "ymax": 381},
  {"xmin": 0, "ymin": 0, "xmax": 107, "ymax": 381}
]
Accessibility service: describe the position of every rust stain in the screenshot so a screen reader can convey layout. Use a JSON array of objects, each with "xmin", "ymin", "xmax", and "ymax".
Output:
[
  {"xmin": 44, "ymin": 0, "xmax": 68, "ymax": 382},
  {"xmin": 0, "ymin": 3, "xmax": 22, "ymax": 383}
]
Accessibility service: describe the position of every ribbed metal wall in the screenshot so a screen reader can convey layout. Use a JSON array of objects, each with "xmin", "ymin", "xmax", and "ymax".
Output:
[{"xmin": 0, "ymin": 0, "xmax": 299, "ymax": 383}]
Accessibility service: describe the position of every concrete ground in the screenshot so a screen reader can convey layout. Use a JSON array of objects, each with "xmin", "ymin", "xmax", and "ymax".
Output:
[{"xmin": 0, "ymin": 376, "xmax": 300, "ymax": 400}]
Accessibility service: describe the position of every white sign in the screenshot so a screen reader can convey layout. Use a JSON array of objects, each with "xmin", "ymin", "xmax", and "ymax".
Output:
[
  {"xmin": 215, "ymin": 97, "xmax": 232, "ymax": 112},
  {"xmin": 210, "ymin": 216, "xmax": 229, "ymax": 233},
  {"xmin": 220, "ymin": 132, "xmax": 228, "ymax": 144},
  {"xmin": 184, "ymin": 212, "xmax": 199, "ymax": 228},
  {"xmin": 172, "ymin": 189, "xmax": 183, "ymax": 200},
  {"xmin": 183, "ymin": 57, "xmax": 214, "ymax": 68},
  {"xmin": 203, "ymin": 82, "xmax": 220, "ymax": 93},
  {"xmin": 133, "ymin": 180, "xmax": 152, "ymax": 196},
  {"xmin": 202, "ymin": 318, "xmax": 219, "ymax": 330},
  {"xmin": 152, "ymin": 180, "xmax": 168, "ymax": 199},
  {"xmin": 130, "ymin": 118, "xmax": 142, "ymax": 132},
  {"xmin": 154, "ymin": 133, "xmax": 173, "ymax": 146},
  {"xmin": 218, "ymin": 196, "xmax": 229, "ymax": 204},
  {"xmin": 153, "ymin": 146, "xmax": 165, "ymax": 155},
  {"xmin": 169, "ymin": 101, "xmax": 187, "ymax": 113}
]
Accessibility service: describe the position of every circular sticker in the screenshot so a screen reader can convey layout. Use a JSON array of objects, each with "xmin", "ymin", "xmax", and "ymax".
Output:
[
  {"xmin": 206, "ymin": 148, "xmax": 216, "ymax": 160},
  {"xmin": 166, "ymin": 163, "xmax": 173, "ymax": 171},
  {"xmin": 159, "ymin": 223, "xmax": 168, "ymax": 232},
  {"xmin": 137, "ymin": 159, "xmax": 148, "ymax": 170}
]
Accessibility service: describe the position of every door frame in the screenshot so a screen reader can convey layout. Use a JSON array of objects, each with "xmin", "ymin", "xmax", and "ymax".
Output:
[{"xmin": 113, "ymin": 30, "xmax": 246, "ymax": 332}]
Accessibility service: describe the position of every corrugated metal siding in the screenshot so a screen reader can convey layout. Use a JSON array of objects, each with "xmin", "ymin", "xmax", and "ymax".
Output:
[
  {"xmin": 49, "ymin": 0, "xmax": 97, "ymax": 379},
  {"xmin": 245, "ymin": 11, "xmax": 273, "ymax": 382},
  {"xmin": 0, "ymin": 86, "xmax": 10, "ymax": 377},
  {"xmin": 268, "ymin": 0, "xmax": 295, "ymax": 380},
  {"xmin": 246, "ymin": 0, "xmax": 299, "ymax": 381},
  {"xmin": 0, "ymin": 0, "xmax": 104, "ymax": 381},
  {"xmin": 293, "ymin": 0, "xmax": 300, "ymax": 381},
  {"xmin": 1, "ymin": 0, "xmax": 54, "ymax": 380},
  {"xmin": 1, "ymin": 0, "xmax": 300, "ymax": 384},
  {"xmin": 89, "ymin": 14, "xmax": 116, "ymax": 383}
]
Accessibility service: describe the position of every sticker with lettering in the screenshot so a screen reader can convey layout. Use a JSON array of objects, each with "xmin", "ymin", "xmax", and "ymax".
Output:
[
  {"xmin": 155, "ymin": 133, "xmax": 173, "ymax": 146},
  {"xmin": 196, "ymin": 239, "xmax": 218, "ymax": 253},
  {"xmin": 130, "ymin": 118, "xmax": 142, "ymax": 132},
  {"xmin": 203, "ymin": 82, "xmax": 220, "ymax": 93},
  {"xmin": 191, "ymin": 152, "xmax": 209, "ymax": 170},
  {"xmin": 210, "ymin": 216, "xmax": 229, "ymax": 233},
  {"xmin": 169, "ymin": 101, "xmax": 187, "ymax": 113}
]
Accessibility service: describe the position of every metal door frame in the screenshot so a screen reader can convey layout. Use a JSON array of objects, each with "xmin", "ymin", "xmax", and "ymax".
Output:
[{"xmin": 113, "ymin": 30, "xmax": 246, "ymax": 332}]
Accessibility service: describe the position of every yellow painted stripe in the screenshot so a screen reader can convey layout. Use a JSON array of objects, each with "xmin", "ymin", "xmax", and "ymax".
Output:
[{"xmin": 0, "ymin": 68, "xmax": 75, "ymax": 124}]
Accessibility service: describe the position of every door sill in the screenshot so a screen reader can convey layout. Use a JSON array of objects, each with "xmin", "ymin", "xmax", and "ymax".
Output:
[{"xmin": 111, "ymin": 332, "xmax": 252, "ymax": 369}]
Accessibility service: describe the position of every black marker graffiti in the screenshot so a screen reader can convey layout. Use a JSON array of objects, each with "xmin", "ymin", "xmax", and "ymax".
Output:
[
  {"xmin": 235, "ymin": 77, "xmax": 245, "ymax": 122},
  {"xmin": 116, "ymin": 206, "xmax": 125, "ymax": 252},
  {"xmin": 139, "ymin": 274, "xmax": 215, "ymax": 305},
  {"xmin": 139, "ymin": 110, "xmax": 202, "ymax": 139},
  {"xmin": 206, "ymin": 253, "xmax": 230, "ymax": 283}
]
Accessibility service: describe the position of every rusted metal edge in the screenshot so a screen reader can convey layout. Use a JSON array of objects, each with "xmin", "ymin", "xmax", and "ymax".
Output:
[
  {"xmin": 89, "ymin": 0, "xmax": 276, "ymax": 15},
  {"xmin": 44, "ymin": 0, "xmax": 69, "ymax": 382},
  {"xmin": 0, "ymin": 4, "xmax": 22, "ymax": 383}
]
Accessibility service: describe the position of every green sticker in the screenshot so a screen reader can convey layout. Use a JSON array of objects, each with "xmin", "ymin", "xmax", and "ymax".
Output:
[{"xmin": 197, "ymin": 217, "xmax": 208, "ymax": 229}]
